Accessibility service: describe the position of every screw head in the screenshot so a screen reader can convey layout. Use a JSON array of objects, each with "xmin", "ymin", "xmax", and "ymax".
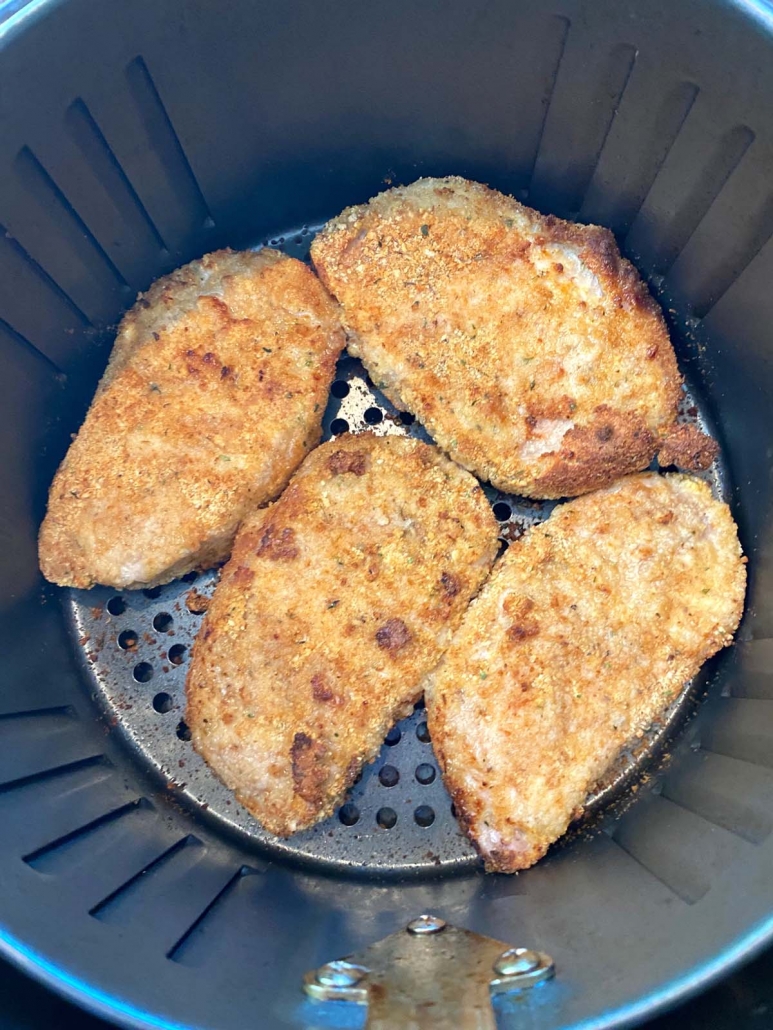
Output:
[
  {"xmin": 407, "ymin": 914, "xmax": 446, "ymax": 935},
  {"xmin": 315, "ymin": 960, "xmax": 368, "ymax": 988},
  {"xmin": 493, "ymin": 948, "xmax": 542, "ymax": 978}
]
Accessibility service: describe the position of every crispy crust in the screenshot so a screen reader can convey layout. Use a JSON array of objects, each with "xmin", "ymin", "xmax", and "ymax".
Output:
[
  {"xmin": 658, "ymin": 422, "xmax": 720, "ymax": 471},
  {"xmin": 312, "ymin": 177, "xmax": 701, "ymax": 498},
  {"xmin": 38, "ymin": 249, "xmax": 344, "ymax": 589},
  {"xmin": 424, "ymin": 473, "xmax": 746, "ymax": 872},
  {"xmin": 185, "ymin": 433, "xmax": 499, "ymax": 837}
]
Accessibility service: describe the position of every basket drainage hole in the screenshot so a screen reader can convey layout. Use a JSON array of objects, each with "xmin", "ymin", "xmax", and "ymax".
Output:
[
  {"xmin": 143, "ymin": 586, "xmax": 163, "ymax": 599},
  {"xmin": 330, "ymin": 418, "xmax": 349, "ymax": 435},
  {"xmin": 379, "ymin": 765, "xmax": 399, "ymax": 787},
  {"xmin": 331, "ymin": 380, "xmax": 350, "ymax": 399},
  {"xmin": 415, "ymin": 763, "xmax": 436, "ymax": 785},
  {"xmin": 133, "ymin": 662, "xmax": 154, "ymax": 683},
  {"xmin": 118, "ymin": 629, "xmax": 138, "ymax": 650},
  {"xmin": 168, "ymin": 644, "xmax": 187, "ymax": 665},
  {"xmin": 339, "ymin": 803, "xmax": 360, "ymax": 826},
  {"xmin": 416, "ymin": 721, "xmax": 431, "ymax": 743},
  {"xmin": 377, "ymin": 807, "xmax": 397, "ymax": 829},
  {"xmin": 176, "ymin": 720, "xmax": 192, "ymax": 741},
  {"xmin": 152, "ymin": 612, "xmax": 173, "ymax": 633},
  {"xmin": 385, "ymin": 726, "xmax": 401, "ymax": 746},
  {"xmin": 414, "ymin": 805, "xmax": 435, "ymax": 827},
  {"xmin": 364, "ymin": 407, "xmax": 383, "ymax": 425},
  {"xmin": 399, "ymin": 411, "xmax": 415, "ymax": 425},
  {"xmin": 152, "ymin": 692, "xmax": 173, "ymax": 713},
  {"xmin": 106, "ymin": 596, "xmax": 126, "ymax": 616},
  {"xmin": 493, "ymin": 501, "xmax": 512, "ymax": 521}
]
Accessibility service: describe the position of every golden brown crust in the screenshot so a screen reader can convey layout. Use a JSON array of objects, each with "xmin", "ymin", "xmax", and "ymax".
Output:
[
  {"xmin": 38, "ymin": 249, "xmax": 345, "ymax": 589},
  {"xmin": 185, "ymin": 433, "xmax": 499, "ymax": 837},
  {"xmin": 658, "ymin": 422, "xmax": 720, "ymax": 471},
  {"xmin": 529, "ymin": 404, "xmax": 656, "ymax": 497},
  {"xmin": 424, "ymin": 473, "xmax": 746, "ymax": 872},
  {"xmin": 312, "ymin": 176, "xmax": 684, "ymax": 498}
]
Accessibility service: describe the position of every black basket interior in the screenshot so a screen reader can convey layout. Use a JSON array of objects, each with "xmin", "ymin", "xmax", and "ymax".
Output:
[{"xmin": 2, "ymin": 1, "xmax": 773, "ymax": 1029}]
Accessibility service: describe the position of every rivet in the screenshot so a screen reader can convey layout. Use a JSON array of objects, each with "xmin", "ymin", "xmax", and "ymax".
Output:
[
  {"xmin": 315, "ymin": 960, "xmax": 368, "ymax": 987},
  {"xmin": 407, "ymin": 914, "xmax": 446, "ymax": 935},
  {"xmin": 493, "ymin": 947, "xmax": 542, "ymax": 978}
]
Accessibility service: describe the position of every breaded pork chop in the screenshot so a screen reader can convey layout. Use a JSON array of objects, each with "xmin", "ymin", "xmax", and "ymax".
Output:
[
  {"xmin": 425, "ymin": 473, "xmax": 745, "ymax": 872},
  {"xmin": 312, "ymin": 177, "xmax": 715, "ymax": 499},
  {"xmin": 39, "ymin": 249, "xmax": 344, "ymax": 589},
  {"xmin": 186, "ymin": 433, "xmax": 499, "ymax": 836}
]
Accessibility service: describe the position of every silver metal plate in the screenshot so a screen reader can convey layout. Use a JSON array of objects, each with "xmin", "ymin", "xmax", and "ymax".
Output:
[
  {"xmin": 65, "ymin": 227, "xmax": 726, "ymax": 877},
  {"xmin": 303, "ymin": 916, "xmax": 554, "ymax": 1029}
]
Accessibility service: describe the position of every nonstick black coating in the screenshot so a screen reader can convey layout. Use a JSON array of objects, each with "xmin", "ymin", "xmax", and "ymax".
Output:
[{"xmin": 2, "ymin": 1, "xmax": 773, "ymax": 1029}]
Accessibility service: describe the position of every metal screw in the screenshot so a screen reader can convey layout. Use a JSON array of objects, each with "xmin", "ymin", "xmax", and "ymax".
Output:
[
  {"xmin": 315, "ymin": 960, "xmax": 368, "ymax": 988},
  {"xmin": 494, "ymin": 948, "xmax": 542, "ymax": 977},
  {"xmin": 406, "ymin": 914, "xmax": 446, "ymax": 935}
]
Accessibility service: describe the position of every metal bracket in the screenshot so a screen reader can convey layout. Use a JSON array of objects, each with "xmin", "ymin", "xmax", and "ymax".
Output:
[{"xmin": 303, "ymin": 914, "xmax": 554, "ymax": 1029}]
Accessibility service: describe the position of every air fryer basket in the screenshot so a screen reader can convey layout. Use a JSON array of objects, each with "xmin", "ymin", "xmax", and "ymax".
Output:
[{"xmin": 2, "ymin": 0, "xmax": 773, "ymax": 1028}]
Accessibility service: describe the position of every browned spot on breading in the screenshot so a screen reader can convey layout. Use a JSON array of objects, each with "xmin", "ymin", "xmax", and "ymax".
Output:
[
  {"xmin": 291, "ymin": 732, "xmax": 328, "ymax": 804},
  {"xmin": 508, "ymin": 621, "xmax": 540, "ymax": 642},
  {"xmin": 257, "ymin": 525, "xmax": 299, "ymax": 561},
  {"xmin": 327, "ymin": 450, "xmax": 370, "ymax": 476},
  {"xmin": 441, "ymin": 571, "xmax": 461, "ymax": 597},
  {"xmin": 531, "ymin": 406, "xmax": 655, "ymax": 497},
  {"xmin": 658, "ymin": 423, "xmax": 719, "ymax": 471},
  {"xmin": 311, "ymin": 673, "xmax": 336, "ymax": 703},
  {"xmin": 375, "ymin": 617, "xmax": 412, "ymax": 652},
  {"xmin": 231, "ymin": 565, "xmax": 255, "ymax": 587}
]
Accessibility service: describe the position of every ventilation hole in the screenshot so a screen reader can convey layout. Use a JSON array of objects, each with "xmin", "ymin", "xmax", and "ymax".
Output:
[
  {"xmin": 106, "ymin": 596, "xmax": 126, "ymax": 616},
  {"xmin": 117, "ymin": 629, "xmax": 138, "ymax": 650},
  {"xmin": 149, "ymin": 692, "xmax": 172, "ymax": 716},
  {"xmin": 415, "ymin": 763, "xmax": 436, "ymax": 785},
  {"xmin": 377, "ymin": 807, "xmax": 397, "ymax": 829},
  {"xmin": 339, "ymin": 803, "xmax": 360, "ymax": 826},
  {"xmin": 414, "ymin": 805, "xmax": 435, "ymax": 827},
  {"xmin": 168, "ymin": 644, "xmax": 187, "ymax": 666},
  {"xmin": 330, "ymin": 380, "xmax": 350, "ymax": 399},
  {"xmin": 143, "ymin": 586, "xmax": 162, "ymax": 599},
  {"xmin": 385, "ymin": 726, "xmax": 401, "ymax": 746},
  {"xmin": 152, "ymin": 692, "xmax": 173, "ymax": 713},
  {"xmin": 493, "ymin": 501, "xmax": 512, "ymax": 521},
  {"xmin": 181, "ymin": 571, "xmax": 198, "ymax": 583},
  {"xmin": 152, "ymin": 612, "xmax": 173, "ymax": 633},
  {"xmin": 416, "ymin": 722, "xmax": 431, "ymax": 743},
  {"xmin": 379, "ymin": 765, "xmax": 399, "ymax": 787},
  {"xmin": 364, "ymin": 406, "xmax": 383, "ymax": 425},
  {"xmin": 133, "ymin": 662, "xmax": 154, "ymax": 683},
  {"xmin": 176, "ymin": 720, "xmax": 192, "ymax": 741},
  {"xmin": 399, "ymin": 411, "xmax": 415, "ymax": 425},
  {"xmin": 330, "ymin": 418, "xmax": 349, "ymax": 435},
  {"xmin": 301, "ymin": 226, "xmax": 309, "ymax": 236}
]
